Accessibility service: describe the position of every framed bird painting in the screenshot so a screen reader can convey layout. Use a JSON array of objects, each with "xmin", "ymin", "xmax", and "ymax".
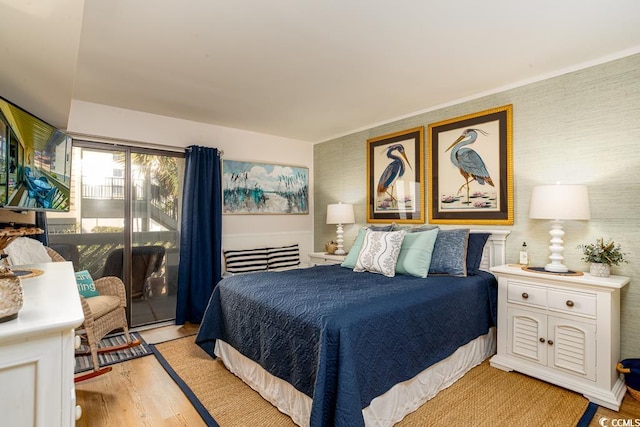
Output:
[
  {"xmin": 366, "ymin": 127, "xmax": 424, "ymax": 223},
  {"xmin": 428, "ymin": 105, "xmax": 513, "ymax": 225}
]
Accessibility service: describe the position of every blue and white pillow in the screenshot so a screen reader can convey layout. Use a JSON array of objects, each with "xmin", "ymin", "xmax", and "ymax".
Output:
[{"xmin": 353, "ymin": 229, "xmax": 406, "ymax": 277}]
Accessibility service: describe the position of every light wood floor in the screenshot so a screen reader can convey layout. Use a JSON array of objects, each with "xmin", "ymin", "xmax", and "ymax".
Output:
[
  {"xmin": 76, "ymin": 324, "xmax": 640, "ymax": 426},
  {"xmin": 75, "ymin": 323, "xmax": 205, "ymax": 427}
]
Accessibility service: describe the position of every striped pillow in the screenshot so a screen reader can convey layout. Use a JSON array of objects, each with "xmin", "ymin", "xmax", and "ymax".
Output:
[
  {"xmin": 224, "ymin": 248, "xmax": 268, "ymax": 274},
  {"xmin": 267, "ymin": 244, "xmax": 300, "ymax": 270}
]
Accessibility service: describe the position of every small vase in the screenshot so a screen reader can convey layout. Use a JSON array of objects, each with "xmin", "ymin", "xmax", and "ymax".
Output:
[{"xmin": 590, "ymin": 263, "xmax": 611, "ymax": 278}]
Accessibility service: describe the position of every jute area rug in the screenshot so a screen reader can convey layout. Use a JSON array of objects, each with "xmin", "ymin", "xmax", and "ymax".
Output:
[{"xmin": 153, "ymin": 336, "xmax": 590, "ymax": 426}]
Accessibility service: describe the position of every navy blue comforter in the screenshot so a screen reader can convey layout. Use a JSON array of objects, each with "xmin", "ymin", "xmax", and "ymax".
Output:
[{"xmin": 196, "ymin": 265, "xmax": 497, "ymax": 426}]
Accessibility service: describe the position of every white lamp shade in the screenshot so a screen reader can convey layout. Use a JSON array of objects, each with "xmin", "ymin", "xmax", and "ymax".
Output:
[
  {"xmin": 326, "ymin": 203, "xmax": 355, "ymax": 224},
  {"xmin": 529, "ymin": 184, "xmax": 590, "ymax": 220}
]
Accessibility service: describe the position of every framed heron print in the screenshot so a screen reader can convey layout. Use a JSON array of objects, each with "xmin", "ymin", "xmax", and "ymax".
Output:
[
  {"xmin": 428, "ymin": 105, "xmax": 513, "ymax": 225},
  {"xmin": 367, "ymin": 127, "xmax": 424, "ymax": 223}
]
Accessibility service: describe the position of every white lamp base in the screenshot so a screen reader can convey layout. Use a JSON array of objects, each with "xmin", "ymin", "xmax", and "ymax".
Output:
[
  {"xmin": 334, "ymin": 223, "xmax": 346, "ymax": 255},
  {"xmin": 544, "ymin": 220, "xmax": 568, "ymax": 273}
]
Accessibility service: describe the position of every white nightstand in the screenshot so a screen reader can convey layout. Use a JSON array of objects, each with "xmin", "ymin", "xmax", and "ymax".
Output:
[
  {"xmin": 308, "ymin": 252, "xmax": 347, "ymax": 266},
  {"xmin": 489, "ymin": 264, "xmax": 629, "ymax": 411}
]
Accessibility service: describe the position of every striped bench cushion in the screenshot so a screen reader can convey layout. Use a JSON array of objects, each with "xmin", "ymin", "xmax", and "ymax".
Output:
[
  {"xmin": 266, "ymin": 244, "xmax": 300, "ymax": 270},
  {"xmin": 224, "ymin": 247, "xmax": 268, "ymax": 274}
]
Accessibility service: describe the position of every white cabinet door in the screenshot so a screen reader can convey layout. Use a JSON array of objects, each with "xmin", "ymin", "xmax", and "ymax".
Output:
[
  {"xmin": 548, "ymin": 316, "xmax": 596, "ymax": 380},
  {"xmin": 507, "ymin": 307, "xmax": 547, "ymax": 365},
  {"xmin": 0, "ymin": 334, "xmax": 63, "ymax": 427}
]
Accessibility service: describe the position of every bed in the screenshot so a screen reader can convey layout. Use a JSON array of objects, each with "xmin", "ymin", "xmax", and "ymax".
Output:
[{"xmin": 196, "ymin": 229, "xmax": 509, "ymax": 426}]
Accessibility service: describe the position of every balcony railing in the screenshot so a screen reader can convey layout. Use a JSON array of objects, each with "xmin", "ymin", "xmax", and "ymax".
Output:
[
  {"xmin": 81, "ymin": 177, "xmax": 178, "ymax": 221},
  {"xmin": 48, "ymin": 231, "xmax": 179, "ymax": 279}
]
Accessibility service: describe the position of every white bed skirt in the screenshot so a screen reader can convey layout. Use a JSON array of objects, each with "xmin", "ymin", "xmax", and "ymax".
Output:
[{"xmin": 214, "ymin": 326, "xmax": 496, "ymax": 426}]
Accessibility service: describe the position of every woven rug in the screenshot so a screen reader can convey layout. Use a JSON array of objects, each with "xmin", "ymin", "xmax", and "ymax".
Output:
[
  {"xmin": 152, "ymin": 336, "xmax": 596, "ymax": 426},
  {"xmin": 75, "ymin": 331, "xmax": 151, "ymax": 373}
]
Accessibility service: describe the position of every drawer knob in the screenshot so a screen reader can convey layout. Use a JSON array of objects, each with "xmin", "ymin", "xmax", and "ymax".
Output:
[
  {"xmin": 547, "ymin": 340, "xmax": 554, "ymax": 346},
  {"xmin": 521, "ymin": 292, "xmax": 529, "ymax": 299},
  {"xmin": 539, "ymin": 337, "xmax": 546, "ymax": 343},
  {"xmin": 566, "ymin": 300, "xmax": 574, "ymax": 307}
]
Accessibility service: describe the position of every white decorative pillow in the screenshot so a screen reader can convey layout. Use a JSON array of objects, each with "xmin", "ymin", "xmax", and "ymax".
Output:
[
  {"xmin": 4, "ymin": 237, "xmax": 52, "ymax": 266},
  {"xmin": 354, "ymin": 230, "xmax": 406, "ymax": 277}
]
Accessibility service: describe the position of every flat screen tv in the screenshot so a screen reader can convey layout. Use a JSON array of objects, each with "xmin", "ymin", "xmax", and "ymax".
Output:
[{"xmin": 0, "ymin": 96, "xmax": 72, "ymax": 212}]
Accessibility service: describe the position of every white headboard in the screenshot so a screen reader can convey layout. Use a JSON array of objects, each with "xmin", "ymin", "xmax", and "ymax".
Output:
[{"xmin": 471, "ymin": 229, "xmax": 510, "ymax": 271}]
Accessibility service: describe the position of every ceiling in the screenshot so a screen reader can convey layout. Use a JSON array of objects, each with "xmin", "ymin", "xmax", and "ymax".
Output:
[{"xmin": 2, "ymin": 1, "xmax": 640, "ymax": 143}]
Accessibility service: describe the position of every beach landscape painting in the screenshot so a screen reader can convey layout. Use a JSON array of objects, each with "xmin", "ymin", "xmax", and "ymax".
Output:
[{"xmin": 223, "ymin": 160, "xmax": 309, "ymax": 214}]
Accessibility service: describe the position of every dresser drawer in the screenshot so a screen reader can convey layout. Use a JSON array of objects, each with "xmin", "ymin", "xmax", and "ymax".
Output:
[
  {"xmin": 548, "ymin": 288, "xmax": 596, "ymax": 317},
  {"xmin": 507, "ymin": 281, "xmax": 547, "ymax": 308}
]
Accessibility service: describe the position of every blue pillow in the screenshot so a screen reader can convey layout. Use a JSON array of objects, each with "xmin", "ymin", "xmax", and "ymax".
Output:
[
  {"xmin": 75, "ymin": 270, "xmax": 100, "ymax": 298},
  {"xmin": 428, "ymin": 228, "xmax": 470, "ymax": 277},
  {"xmin": 466, "ymin": 233, "xmax": 490, "ymax": 275},
  {"xmin": 393, "ymin": 224, "xmax": 439, "ymax": 233},
  {"xmin": 368, "ymin": 224, "xmax": 394, "ymax": 231},
  {"xmin": 395, "ymin": 228, "xmax": 439, "ymax": 278}
]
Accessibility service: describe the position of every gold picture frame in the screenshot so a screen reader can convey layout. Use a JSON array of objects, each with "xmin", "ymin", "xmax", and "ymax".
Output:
[
  {"xmin": 366, "ymin": 127, "xmax": 424, "ymax": 224},
  {"xmin": 428, "ymin": 105, "xmax": 513, "ymax": 225}
]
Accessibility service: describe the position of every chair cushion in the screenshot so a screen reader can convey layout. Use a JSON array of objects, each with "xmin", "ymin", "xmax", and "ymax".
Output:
[{"xmin": 86, "ymin": 295, "xmax": 121, "ymax": 318}]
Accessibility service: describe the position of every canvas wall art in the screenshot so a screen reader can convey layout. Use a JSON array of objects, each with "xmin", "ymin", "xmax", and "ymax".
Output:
[{"xmin": 223, "ymin": 160, "xmax": 309, "ymax": 214}]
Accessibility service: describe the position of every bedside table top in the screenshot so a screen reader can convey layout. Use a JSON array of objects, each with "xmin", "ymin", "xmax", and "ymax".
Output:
[
  {"xmin": 491, "ymin": 264, "xmax": 630, "ymax": 289},
  {"xmin": 309, "ymin": 252, "xmax": 347, "ymax": 261}
]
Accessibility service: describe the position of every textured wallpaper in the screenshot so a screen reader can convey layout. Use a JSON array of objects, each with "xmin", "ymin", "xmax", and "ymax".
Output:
[{"xmin": 314, "ymin": 53, "xmax": 640, "ymax": 358}]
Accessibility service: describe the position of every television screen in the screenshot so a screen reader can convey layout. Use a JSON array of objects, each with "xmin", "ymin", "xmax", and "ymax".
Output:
[{"xmin": 0, "ymin": 96, "xmax": 72, "ymax": 212}]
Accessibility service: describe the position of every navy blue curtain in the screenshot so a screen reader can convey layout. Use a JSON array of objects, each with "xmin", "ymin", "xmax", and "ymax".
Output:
[{"xmin": 175, "ymin": 146, "xmax": 223, "ymax": 324}]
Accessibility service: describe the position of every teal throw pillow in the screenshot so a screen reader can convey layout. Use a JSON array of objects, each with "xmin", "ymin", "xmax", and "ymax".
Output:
[
  {"xmin": 341, "ymin": 228, "xmax": 367, "ymax": 268},
  {"xmin": 395, "ymin": 228, "xmax": 439, "ymax": 278},
  {"xmin": 75, "ymin": 270, "xmax": 100, "ymax": 298}
]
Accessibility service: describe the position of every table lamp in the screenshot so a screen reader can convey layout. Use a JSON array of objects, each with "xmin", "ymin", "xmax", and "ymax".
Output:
[
  {"xmin": 529, "ymin": 184, "xmax": 590, "ymax": 272},
  {"xmin": 326, "ymin": 202, "xmax": 355, "ymax": 255}
]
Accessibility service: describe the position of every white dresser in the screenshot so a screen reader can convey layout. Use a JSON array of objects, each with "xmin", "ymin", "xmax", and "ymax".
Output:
[
  {"xmin": 0, "ymin": 262, "xmax": 84, "ymax": 426},
  {"xmin": 489, "ymin": 264, "xmax": 629, "ymax": 410}
]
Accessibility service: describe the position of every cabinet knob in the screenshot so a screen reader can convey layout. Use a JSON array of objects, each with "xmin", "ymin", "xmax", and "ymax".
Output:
[
  {"xmin": 521, "ymin": 292, "xmax": 529, "ymax": 299},
  {"xmin": 566, "ymin": 300, "xmax": 574, "ymax": 307},
  {"xmin": 539, "ymin": 337, "xmax": 546, "ymax": 343},
  {"xmin": 547, "ymin": 340, "xmax": 554, "ymax": 346}
]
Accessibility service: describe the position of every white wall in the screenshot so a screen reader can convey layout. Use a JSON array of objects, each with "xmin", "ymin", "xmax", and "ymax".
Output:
[{"xmin": 67, "ymin": 100, "xmax": 315, "ymax": 257}]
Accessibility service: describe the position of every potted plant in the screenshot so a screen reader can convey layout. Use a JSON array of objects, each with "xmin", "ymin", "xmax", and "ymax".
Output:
[{"xmin": 578, "ymin": 238, "xmax": 628, "ymax": 277}]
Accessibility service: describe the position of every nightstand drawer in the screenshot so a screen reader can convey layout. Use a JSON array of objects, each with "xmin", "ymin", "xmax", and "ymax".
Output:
[
  {"xmin": 507, "ymin": 281, "xmax": 547, "ymax": 308},
  {"xmin": 548, "ymin": 288, "xmax": 596, "ymax": 317}
]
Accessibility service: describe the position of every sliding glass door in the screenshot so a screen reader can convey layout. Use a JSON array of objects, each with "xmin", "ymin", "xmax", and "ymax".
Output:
[{"xmin": 48, "ymin": 142, "xmax": 184, "ymax": 327}]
